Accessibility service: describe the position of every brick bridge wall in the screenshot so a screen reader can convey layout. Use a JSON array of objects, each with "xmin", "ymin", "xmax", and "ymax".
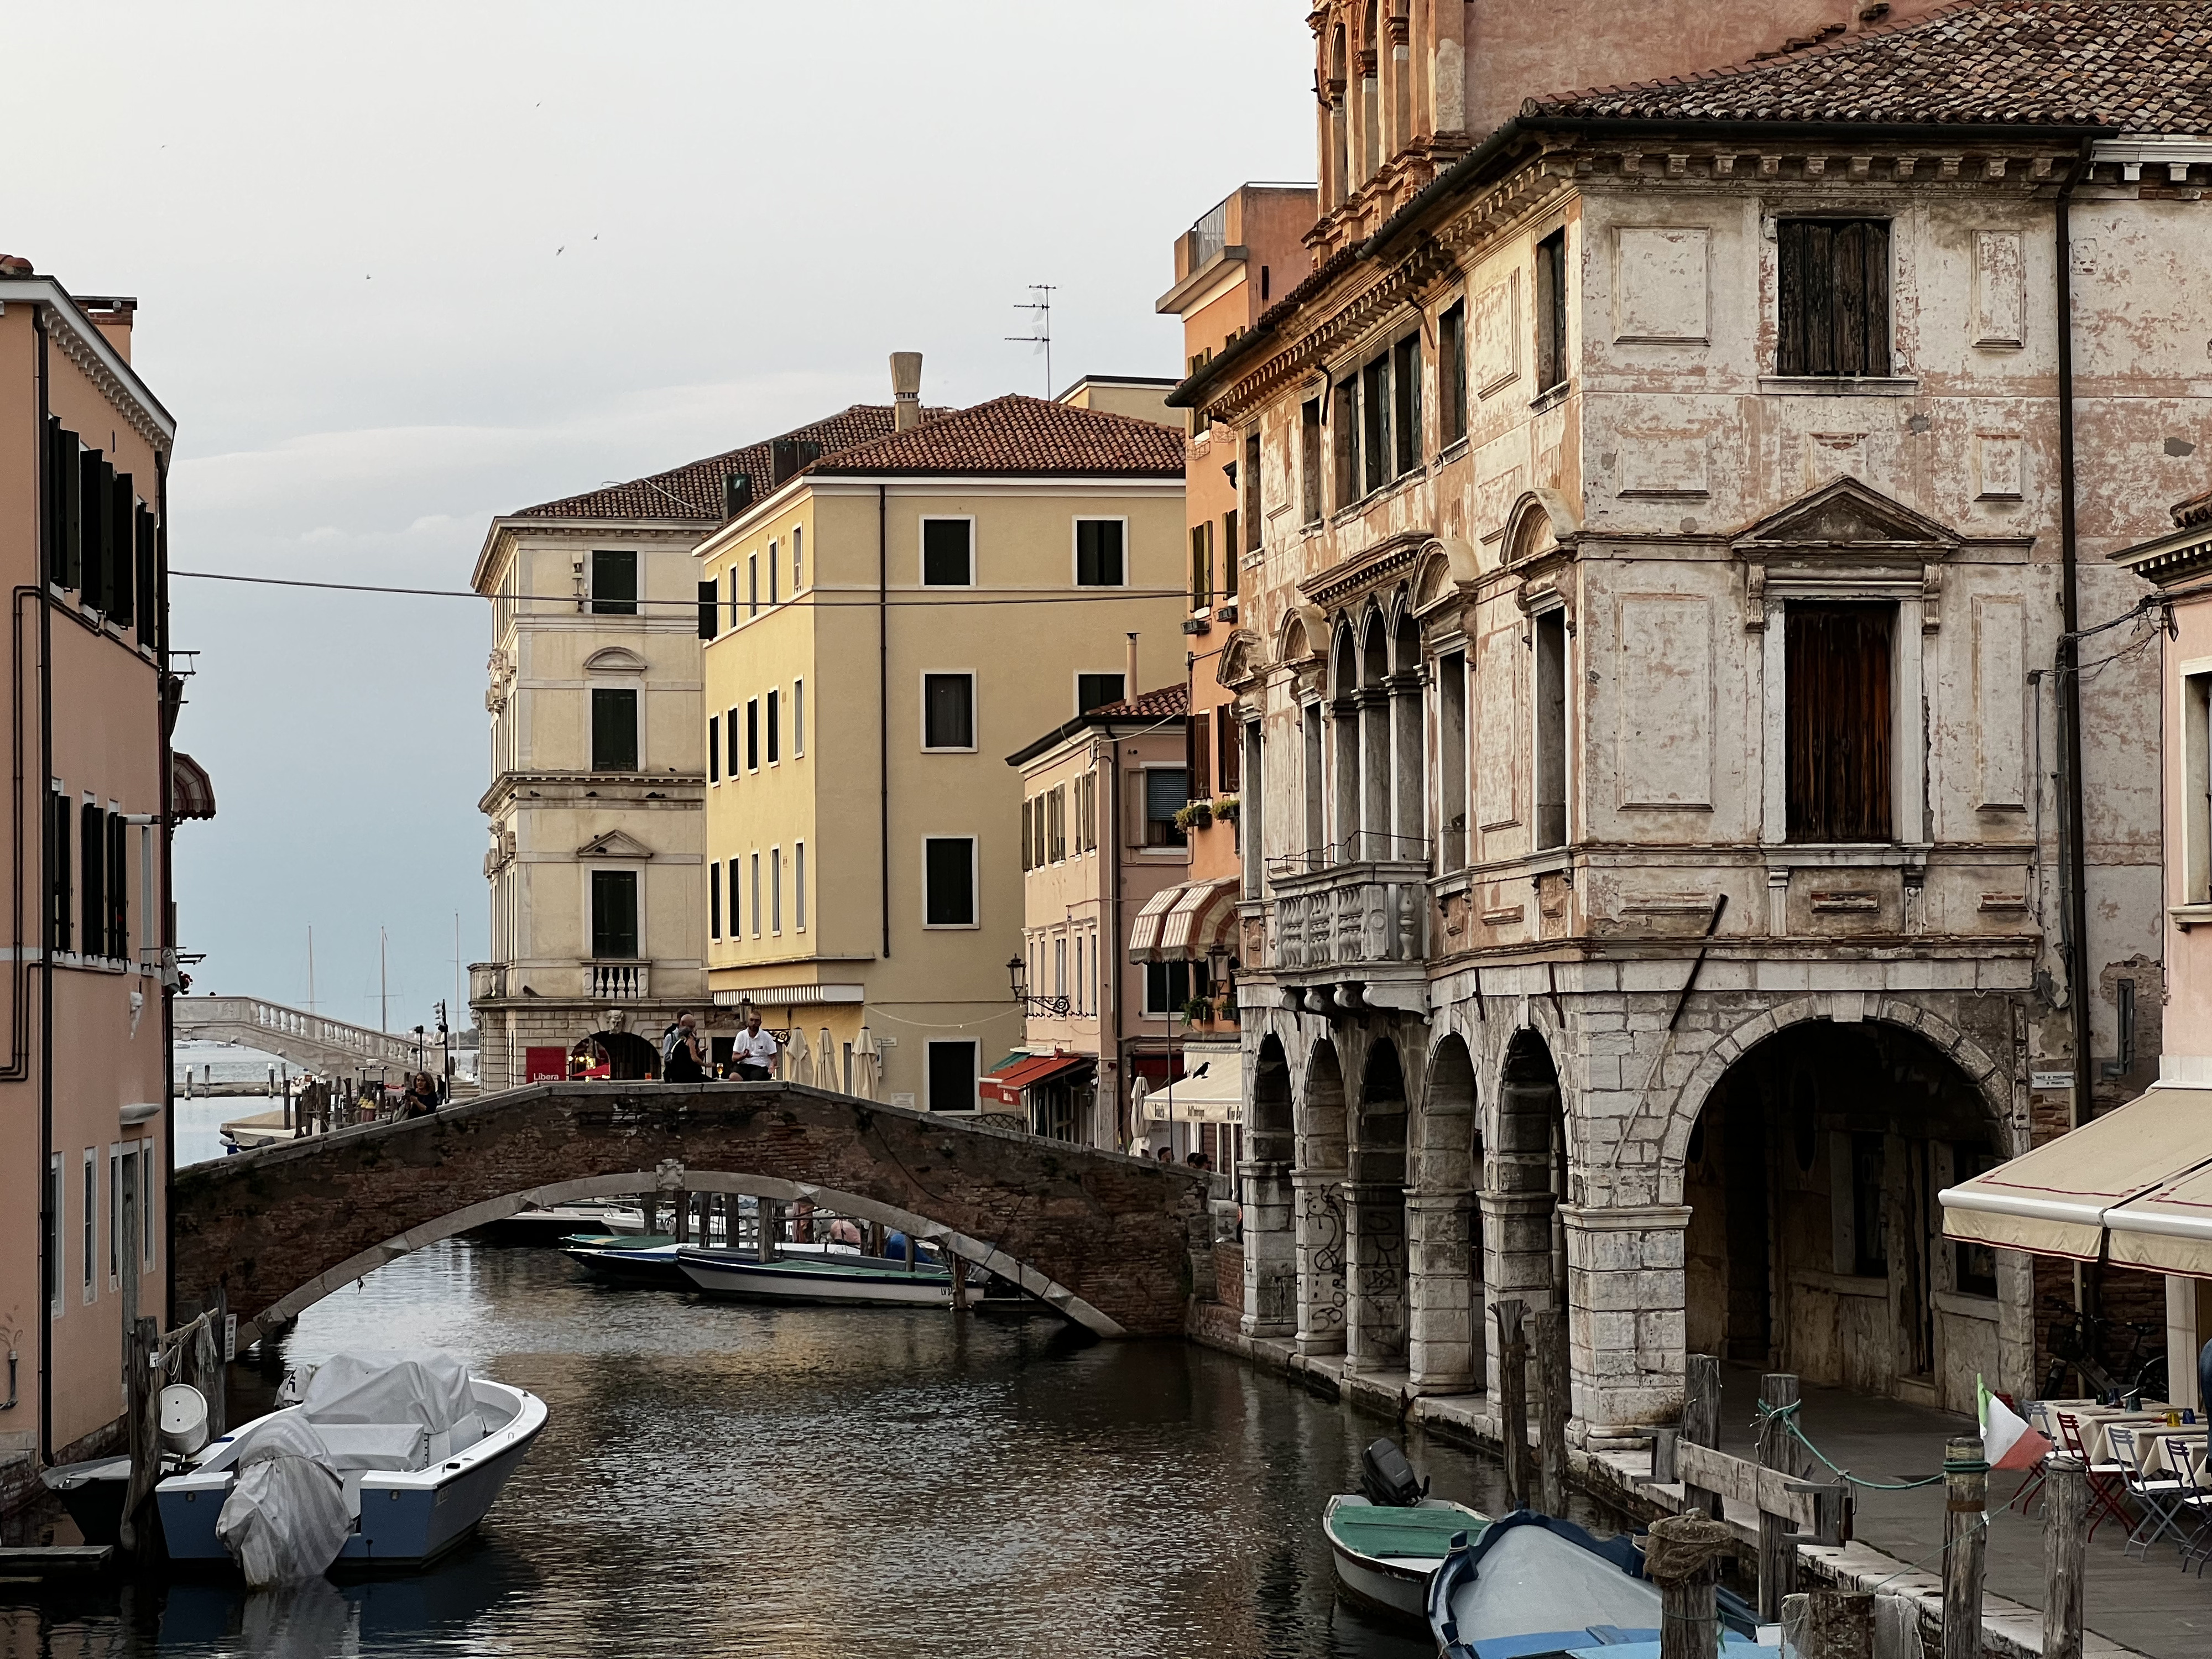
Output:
[{"xmin": 170, "ymin": 1082, "xmax": 1207, "ymax": 1339}]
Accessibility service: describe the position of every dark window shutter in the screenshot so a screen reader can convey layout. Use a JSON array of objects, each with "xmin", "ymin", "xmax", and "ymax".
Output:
[
  {"xmin": 709, "ymin": 860, "xmax": 722, "ymax": 940},
  {"xmin": 591, "ymin": 869, "xmax": 639, "ymax": 958},
  {"xmin": 1190, "ymin": 711, "xmax": 1211, "ymax": 799},
  {"xmin": 134, "ymin": 505, "xmax": 157, "ymax": 646},
  {"xmin": 726, "ymin": 708, "xmax": 739, "ymax": 776},
  {"xmin": 591, "ymin": 688, "xmax": 638, "ymax": 771},
  {"xmin": 48, "ymin": 789, "xmax": 71, "ymax": 953},
  {"xmin": 922, "ymin": 520, "xmax": 972, "ymax": 586},
  {"xmin": 1786, "ymin": 604, "xmax": 1893, "ymax": 842},
  {"xmin": 80, "ymin": 802, "xmax": 103, "ymax": 956},
  {"xmin": 708, "ymin": 717, "xmax": 720, "ymax": 782},
  {"xmin": 58, "ymin": 430, "xmax": 82, "ymax": 591},
  {"xmin": 109, "ymin": 475, "xmax": 135, "ymax": 627},
  {"xmin": 77, "ymin": 451, "xmax": 103, "ymax": 607},
  {"xmin": 698, "ymin": 578, "xmax": 719, "ymax": 639},
  {"xmin": 591, "ymin": 550, "xmax": 638, "ymax": 615},
  {"xmin": 1219, "ymin": 716, "xmax": 1241, "ymax": 793},
  {"xmin": 107, "ymin": 812, "xmax": 127, "ymax": 958}
]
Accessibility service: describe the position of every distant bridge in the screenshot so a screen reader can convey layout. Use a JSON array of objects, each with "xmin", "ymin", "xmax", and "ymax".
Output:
[
  {"xmin": 174, "ymin": 995, "xmax": 428, "ymax": 1077},
  {"xmin": 170, "ymin": 1080, "xmax": 1207, "ymax": 1339}
]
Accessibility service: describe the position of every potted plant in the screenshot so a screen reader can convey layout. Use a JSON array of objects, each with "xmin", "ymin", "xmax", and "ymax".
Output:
[
  {"xmin": 1182, "ymin": 995, "xmax": 1214, "ymax": 1025},
  {"xmin": 1212, "ymin": 795, "xmax": 1239, "ymax": 824},
  {"xmin": 1173, "ymin": 799, "xmax": 1214, "ymax": 832}
]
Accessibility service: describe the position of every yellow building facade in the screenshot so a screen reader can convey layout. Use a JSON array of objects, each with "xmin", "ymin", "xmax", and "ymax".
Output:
[{"xmin": 700, "ymin": 382, "xmax": 1186, "ymax": 1110}]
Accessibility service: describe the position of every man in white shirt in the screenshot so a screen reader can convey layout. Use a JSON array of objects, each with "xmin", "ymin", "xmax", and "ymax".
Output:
[{"xmin": 730, "ymin": 1010, "xmax": 780, "ymax": 1081}]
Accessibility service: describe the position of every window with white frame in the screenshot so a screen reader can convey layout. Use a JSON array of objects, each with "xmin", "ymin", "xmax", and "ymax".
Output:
[
  {"xmin": 769, "ymin": 539, "xmax": 780, "ymax": 605},
  {"xmin": 770, "ymin": 847, "xmax": 782, "ymax": 934},
  {"xmin": 2187, "ymin": 668, "xmax": 2212, "ymax": 905},
  {"xmin": 750, "ymin": 852, "xmax": 761, "ymax": 938},
  {"xmin": 795, "ymin": 842, "xmax": 807, "ymax": 930},
  {"xmin": 794, "ymin": 680, "xmax": 806, "ymax": 757},
  {"xmin": 922, "ymin": 674, "xmax": 975, "ymax": 750},
  {"xmin": 792, "ymin": 526, "xmax": 804, "ymax": 590},
  {"xmin": 81, "ymin": 1148, "xmax": 95, "ymax": 1303},
  {"xmin": 921, "ymin": 518, "xmax": 973, "ymax": 587},
  {"xmin": 1074, "ymin": 519, "xmax": 1126, "ymax": 587},
  {"xmin": 767, "ymin": 688, "xmax": 781, "ymax": 765}
]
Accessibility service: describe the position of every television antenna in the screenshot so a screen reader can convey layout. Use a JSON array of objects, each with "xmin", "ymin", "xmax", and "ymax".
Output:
[{"xmin": 1006, "ymin": 284, "xmax": 1056, "ymax": 396}]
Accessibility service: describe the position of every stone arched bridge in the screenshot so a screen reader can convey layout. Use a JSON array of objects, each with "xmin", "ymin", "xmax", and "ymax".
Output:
[{"xmin": 170, "ymin": 1081, "xmax": 1208, "ymax": 1341}]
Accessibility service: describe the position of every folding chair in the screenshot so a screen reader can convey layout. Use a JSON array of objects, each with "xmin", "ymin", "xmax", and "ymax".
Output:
[
  {"xmin": 2055, "ymin": 1411, "xmax": 2135, "ymax": 1541},
  {"xmin": 2109, "ymin": 1427, "xmax": 2190, "ymax": 1558},
  {"xmin": 2164, "ymin": 1436, "xmax": 2212, "ymax": 1574},
  {"xmin": 2007, "ymin": 1400, "xmax": 2053, "ymax": 1515}
]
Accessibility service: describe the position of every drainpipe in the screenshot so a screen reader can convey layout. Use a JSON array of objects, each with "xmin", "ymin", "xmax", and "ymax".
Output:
[
  {"xmin": 879, "ymin": 483, "xmax": 890, "ymax": 962},
  {"xmin": 34, "ymin": 306, "xmax": 54, "ymax": 1464},
  {"xmin": 157, "ymin": 442, "xmax": 174, "ymax": 1322},
  {"xmin": 2056, "ymin": 136, "xmax": 2095, "ymax": 1123}
]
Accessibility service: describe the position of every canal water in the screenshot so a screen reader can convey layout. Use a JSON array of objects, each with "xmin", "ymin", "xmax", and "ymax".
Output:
[{"xmin": 3, "ymin": 1238, "xmax": 1625, "ymax": 1659}]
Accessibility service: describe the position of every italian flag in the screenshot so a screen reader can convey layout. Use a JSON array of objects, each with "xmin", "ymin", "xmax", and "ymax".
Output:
[{"xmin": 1980, "ymin": 1376, "xmax": 2054, "ymax": 1471}]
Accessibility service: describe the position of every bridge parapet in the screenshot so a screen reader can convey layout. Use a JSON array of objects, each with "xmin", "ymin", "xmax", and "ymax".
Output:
[
  {"xmin": 175, "ymin": 995, "xmax": 426, "ymax": 1074},
  {"xmin": 170, "ymin": 1081, "xmax": 1207, "ymax": 1340}
]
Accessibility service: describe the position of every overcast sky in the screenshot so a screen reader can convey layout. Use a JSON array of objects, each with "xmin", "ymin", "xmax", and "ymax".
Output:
[{"xmin": 6, "ymin": 3, "xmax": 1313, "ymax": 1035}]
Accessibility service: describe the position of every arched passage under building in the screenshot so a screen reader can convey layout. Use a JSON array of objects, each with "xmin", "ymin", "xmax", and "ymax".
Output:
[
  {"xmin": 170, "ymin": 1082, "xmax": 1208, "ymax": 1343},
  {"xmin": 1408, "ymin": 1032, "xmax": 1481, "ymax": 1391},
  {"xmin": 1241, "ymin": 1034, "xmax": 1297, "ymax": 1337},
  {"xmin": 1295, "ymin": 1039, "xmax": 1348, "ymax": 1353},
  {"xmin": 1681, "ymin": 1018, "xmax": 2010, "ymax": 1413},
  {"xmin": 1347, "ymin": 1037, "xmax": 1411, "ymax": 1373},
  {"xmin": 1485, "ymin": 1031, "xmax": 1568, "ymax": 1348}
]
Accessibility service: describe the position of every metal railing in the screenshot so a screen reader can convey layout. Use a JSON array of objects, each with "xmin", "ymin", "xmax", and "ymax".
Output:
[{"xmin": 1265, "ymin": 830, "xmax": 1433, "ymax": 879}]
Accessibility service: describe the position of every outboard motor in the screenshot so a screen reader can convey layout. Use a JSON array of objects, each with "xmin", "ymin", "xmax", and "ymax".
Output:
[{"xmin": 1360, "ymin": 1436, "xmax": 1428, "ymax": 1507}]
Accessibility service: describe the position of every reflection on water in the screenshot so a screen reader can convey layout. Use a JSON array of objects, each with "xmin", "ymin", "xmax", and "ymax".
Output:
[{"xmin": 1, "ymin": 1240, "xmax": 1620, "ymax": 1658}]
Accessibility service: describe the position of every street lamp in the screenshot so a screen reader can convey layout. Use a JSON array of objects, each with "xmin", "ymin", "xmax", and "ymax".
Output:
[{"xmin": 1006, "ymin": 956, "xmax": 1069, "ymax": 1018}]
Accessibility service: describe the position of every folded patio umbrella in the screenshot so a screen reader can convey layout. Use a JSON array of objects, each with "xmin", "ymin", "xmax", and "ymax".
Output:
[{"xmin": 1980, "ymin": 1376, "xmax": 2054, "ymax": 1470}]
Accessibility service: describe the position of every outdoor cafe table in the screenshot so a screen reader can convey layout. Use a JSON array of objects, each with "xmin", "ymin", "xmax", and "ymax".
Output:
[
  {"xmin": 2136, "ymin": 1426, "xmax": 2210, "ymax": 1479},
  {"xmin": 2043, "ymin": 1403, "xmax": 2179, "ymax": 1464}
]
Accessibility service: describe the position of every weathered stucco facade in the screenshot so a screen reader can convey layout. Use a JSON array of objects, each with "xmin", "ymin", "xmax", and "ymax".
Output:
[{"xmin": 1183, "ymin": 1, "xmax": 2206, "ymax": 1436}]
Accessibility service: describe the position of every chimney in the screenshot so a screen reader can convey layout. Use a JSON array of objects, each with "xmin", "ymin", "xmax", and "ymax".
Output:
[
  {"xmin": 890, "ymin": 352, "xmax": 923, "ymax": 432},
  {"xmin": 1125, "ymin": 633, "xmax": 1139, "ymax": 705}
]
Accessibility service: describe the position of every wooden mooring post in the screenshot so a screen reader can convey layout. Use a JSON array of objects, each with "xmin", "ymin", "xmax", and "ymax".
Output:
[
  {"xmin": 1492, "ymin": 1298, "xmax": 1532, "ymax": 1511},
  {"xmin": 1646, "ymin": 1511, "xmax": 1733, "ymax": 1659},
  {"xmin": 2042, "ymin": 1456, "xmax": 2086, "ymax": 1659},
  {"xmin": 1530, "ymin": 1306, "xmax": 1569, "ymax": 1519},
  {"xmin": 1682, "ymin": 1354, "xmax": 1722, "ymax": 1520},
  {"xmin": 1942, "ymin": 1436, "xmax": 1987, "ymax": 1659},
  {"xmin": 1754, "ymin": 1374, "xmax": 1803, "ymax": 1620}
]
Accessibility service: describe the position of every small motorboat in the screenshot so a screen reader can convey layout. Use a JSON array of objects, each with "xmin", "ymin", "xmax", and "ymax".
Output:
[
  {"xmin": 559, "ymin": 1235, "xmax": 684, "ymax": 1285},
  {"xmin": 1426, "ymin": 1511, "xmax": 1770, "ymax": 1659},
  {"xmin": 1324, "ymin": 1438, "xmax": 1487, "ymax": 1622},
  {"xmin": 473, "ymin": 1201, "xmax": 641, "ymax": 1246},
  {"xmin": 40, "ymin": 1455, "xmax": 134, "ymax": 1546},
  {"xmin": 159, "ymin": 1350, "xmax": 545, "ymax": 1579},
  {"xmin": 676, "ymin": 1244, "xmax": 979, "ymax": 1307}
]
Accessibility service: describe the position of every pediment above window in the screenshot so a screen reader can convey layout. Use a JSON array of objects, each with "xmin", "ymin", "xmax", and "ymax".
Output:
[
  {"xmin": 577, "ymin": 830, "xmax": 654, "ymax": 860},
  {"xmin": 1733, "ymin": 476, "xmax": 1960, "ymax": 561},
  {"xmin": 1733, "ymin": 476, "xmax": 1960, "ymax": 633},
  {"xmin": 1411, "ymin": 534, "xmax": 1480, "ymax": 618},
  {"xmin": 583, "ymin": 646, "xmax": 648, "ymax": 675},
  {"xmin": 1296, "ymin": 528, "xmax": 1433, "ymax": 612}
]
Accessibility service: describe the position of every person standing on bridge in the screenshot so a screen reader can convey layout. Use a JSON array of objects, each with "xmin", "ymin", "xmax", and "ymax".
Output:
[{"xmin": 729, "ymin": 1009, "xmax": 779, "ymax": 1082}]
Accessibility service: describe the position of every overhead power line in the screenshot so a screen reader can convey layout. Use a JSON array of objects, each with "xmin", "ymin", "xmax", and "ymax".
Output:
[{"xmin": 170, "ymin": 567, "xmax": 1194, "ymax": 609}]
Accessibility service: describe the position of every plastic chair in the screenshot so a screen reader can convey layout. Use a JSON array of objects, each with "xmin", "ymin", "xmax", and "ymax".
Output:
[
  {"xmin": 2109, "ymin": 1427, "xmax": 2190, "ymax": 1558},
  {"xmin": 2055, "ymin": 1411, "xmax": 2135, "ymax": 1541}
]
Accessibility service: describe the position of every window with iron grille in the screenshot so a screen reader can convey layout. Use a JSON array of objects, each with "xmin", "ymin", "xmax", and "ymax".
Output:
[{"xmin": 1776, "ymin": 219, "xmax": 1892, "ymax": 378}]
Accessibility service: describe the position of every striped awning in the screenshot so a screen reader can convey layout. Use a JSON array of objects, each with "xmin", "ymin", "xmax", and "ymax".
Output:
[
  {"xmin": 1126, "ymin": 885, "xmax": 1181, "ymax": 962},
  {"xmin": 1940, "ymin": 1086, "xmax": 2212, "ymax": 1276},
  {"xmin": 171, "ymin": 751, "xmax": 216, "ymax": 821},
  {"xmin": 1141, "ymin": 1044, "xmax": 1243, "ymax": 1126},
  {"xmin": 1159, "ymin": 878, "xmax": 1240, "ymax": 959}
]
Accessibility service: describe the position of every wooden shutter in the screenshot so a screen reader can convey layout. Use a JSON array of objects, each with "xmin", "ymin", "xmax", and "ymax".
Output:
[
  {"xmin": 1190, "ymin": 711, "xmax": 1211, "ymax": 800},
  {"xmin": 80, "ymin": 802, "xmax": 102, "ymax": 957},
  {"xmin": 1778, "ymin": 220, "xmax": 1890, "ymax": 377},
  {"xmin": 1786, "ymin": 605, "xmax": 1893, "ymax": 842},
  {"xmin": 109, "ymin": 475, "xmax": 134, "ymax": 626},
  {"xmin": 78, "ymin": 451, "xmax": 104, "ymax": 608},
  {"xmin": 48, "ymin": 790, "xmax": 70, "ymax": 952},
  {"xmin": 698, "ymin": 579, "xmax": 719, "ymax": 639},
  {"xmin": 1124, "ymin": 770, "xmax": 1149, "ymax": 847},
  {"xmin": 134, "ymin": 506, "xmax": 158, "ymax": 646}
]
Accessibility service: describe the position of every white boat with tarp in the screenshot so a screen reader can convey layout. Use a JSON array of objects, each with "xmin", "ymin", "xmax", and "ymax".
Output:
[
  {"xmin": 157, "ymin": 1350, "xmax": 545, "ymax": 1582},
  {"xmin": 1426, "ymin": 1511, "xmax": 1772, "ymax": 1659}
]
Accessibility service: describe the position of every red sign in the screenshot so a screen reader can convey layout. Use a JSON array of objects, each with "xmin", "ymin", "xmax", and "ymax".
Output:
[{"xmin": 524, "ymin": 1046, "xmax": 568, "ymax": 1083}]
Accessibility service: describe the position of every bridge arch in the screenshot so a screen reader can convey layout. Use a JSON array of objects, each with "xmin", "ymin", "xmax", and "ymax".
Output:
[{"xmin": 171, "ymin": 1082, "xmax": 1206, "ymax": 1344}]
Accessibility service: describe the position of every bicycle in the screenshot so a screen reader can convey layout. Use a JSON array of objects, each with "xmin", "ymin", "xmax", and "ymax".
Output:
[{"xmin": 2040, "ymin": 1296, "xmax": 2168, "ymax": 1404}]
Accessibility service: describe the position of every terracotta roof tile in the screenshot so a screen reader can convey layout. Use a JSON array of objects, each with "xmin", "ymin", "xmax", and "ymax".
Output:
[
  {"xmin": 1531, "ymin": 2, "xmax": 2212, "ymax": 129},
  {"xmin": 801, "ymin": 394, "xmax": 1185, "ymax": 479},
  {"xmin": 513, "ymin": 403, "xmax": 951, "ymax": 522},
  {"xmin": 1087, "ymin": 682, "xmax": 1191, "ymax": 718},
  {"xmin": 2176, "ymin": 486, "xmax": 2212, "ymax": 529}
]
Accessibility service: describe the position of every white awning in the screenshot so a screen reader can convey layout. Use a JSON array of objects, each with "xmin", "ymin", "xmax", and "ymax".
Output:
[
  {"xmin": 1141, "ymin": 1044, "xmax": 1243, "ymax": 1126},
  {"xmin": 1939, "ymin": 1086, "xmax": 2212, "ymax": 1276}
]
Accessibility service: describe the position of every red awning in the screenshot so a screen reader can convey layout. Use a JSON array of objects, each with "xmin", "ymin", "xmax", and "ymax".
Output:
[
  {"xmin": 171, "ymin": 751, "xmax": 216, "ymax": 821},
  {"xmin": 980, "ymin": 1052, "xmax": 1092, "ymax": 1107}
]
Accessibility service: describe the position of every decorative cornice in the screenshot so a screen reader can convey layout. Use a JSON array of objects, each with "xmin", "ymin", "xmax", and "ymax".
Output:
[
  {"xmin": 41, "ymin": 303, "xmax": 172, "ymax": 453},
  {"xmin": 1297, "ymin": 528, "xmax": 1434, "ymax": 612}
]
